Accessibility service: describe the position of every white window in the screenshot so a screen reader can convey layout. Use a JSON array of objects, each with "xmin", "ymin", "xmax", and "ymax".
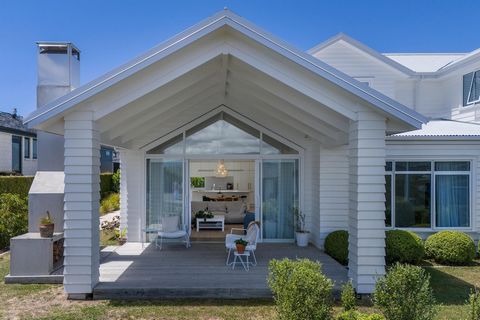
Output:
[
  {"xmin": 463, "ymin": 70, "xmax": 480, "ymax": 106},
  {"xmin": 385, "ymin": 161, "xmax": 471, "ymax": 229}
]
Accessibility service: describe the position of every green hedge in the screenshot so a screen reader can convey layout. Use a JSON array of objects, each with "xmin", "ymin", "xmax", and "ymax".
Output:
[
  {"xmin": 0, "ymin": 193, "xmax": 28, "ymax": 249},
  {"xmin": 425, "ymin": 231, "xmax": 476, "ymax": 265},
  {"xmin": 100, "ymin": 173, "xmax": 114, "ymax": 197},
  {"xmin": 0, "ymin": 174, "xmax": 115, "ymax": 199},
  {"xmin": 324, "ymin": 230, "xmax": 349, "ymax": 265},
  {"xmin": 386, "ymin": 230, "xmax": 424, "ymax": 265},
  {"xmin": 0, "ymin": 176, "xmax": 34, "ymax": 199}
]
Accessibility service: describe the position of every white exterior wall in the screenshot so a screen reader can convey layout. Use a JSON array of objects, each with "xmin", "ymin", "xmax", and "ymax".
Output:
[
  {"xmin": 0, "ymin": 132, "xmax": 11, "ymax": 172},
  {"xmin": 348, "ymin": 110, "xmax": 386, "ymax": 294},
  {"xmin": 311, "ymin": 40, "xmax": 480, "ymax": 122},
  {"xmin": 0, "ymin": 132, "xmax": 37, "ymax": 175},
  {"xmin": 312, "ymin": 40, "xmax": 412, "ymax": 106},
  {"xmin": 305, "ymin": 140, "xmax": 321, "ymax": 247},
  {"xmin": 386, "ymin": 139, "xmax": 480, "ymax": 239},
  {"xmin": 122, "ymin": 150, "xmax": 143, "ymax": 242},
  {"xmin": 63, "ymin": 110, "xmax": 100, "ymax": 295},
  {"xmin": 318, "ymin": 145, "xmax": 349, "ymax": 247}
]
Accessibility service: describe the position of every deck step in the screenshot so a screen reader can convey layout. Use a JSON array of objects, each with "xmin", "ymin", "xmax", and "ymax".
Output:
[{"xmin": 93, "ymin": 285, "xmax": 272, "ymax": 299}]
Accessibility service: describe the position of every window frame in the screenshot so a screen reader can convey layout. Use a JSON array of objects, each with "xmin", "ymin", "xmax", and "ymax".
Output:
[
  {"xmin": 385, "ymin": 159, "xmax": 473, "ymax": 231},
  {"xmin": 464, "ymin": 70, "xmax": 480, "ymax": 106},
  {"xmin": 32, "ymin": 138, "xmax": 37, "ymax": 159},
  {"xmin": 24, "ymin": 137, "xmax": 30, "ymax": 159}
]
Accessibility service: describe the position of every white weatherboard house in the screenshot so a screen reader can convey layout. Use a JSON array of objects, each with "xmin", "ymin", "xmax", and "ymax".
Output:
[{"xmin": 22, "ymin": 10, "xmax": 480, "ymax": 297}]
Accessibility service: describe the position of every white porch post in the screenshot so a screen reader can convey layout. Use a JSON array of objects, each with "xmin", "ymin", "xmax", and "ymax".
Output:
[
  {"xmin": 120, "ymin": 150, "xmax": 143, "ymax": 242},
  {"xmin": 63, "ymin": 110, "xmax": 100, "ymax": 297},
  {"xmin": 348, "ymin": 110, "xmax": 386, "ymax": 294}
]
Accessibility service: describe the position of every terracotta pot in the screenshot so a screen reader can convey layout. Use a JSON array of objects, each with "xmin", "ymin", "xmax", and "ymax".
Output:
[
  {"xmin": 40, "ymin": 224, "xmax": 54, "ymax": 238},
  {"xmin": 236, "ymin": 243, "xmax": 246, "ymax": 254}
]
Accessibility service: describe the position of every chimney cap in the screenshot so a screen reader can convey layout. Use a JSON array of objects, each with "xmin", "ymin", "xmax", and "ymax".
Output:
[{"xmin": 36, "ymin": 42, "xmax": 80, "ymax": 55}]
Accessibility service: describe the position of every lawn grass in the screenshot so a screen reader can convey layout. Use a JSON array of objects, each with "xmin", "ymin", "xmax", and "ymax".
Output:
[{"xmin": 1, "ymin": 252, "xmax": 479, "ymax": 319}]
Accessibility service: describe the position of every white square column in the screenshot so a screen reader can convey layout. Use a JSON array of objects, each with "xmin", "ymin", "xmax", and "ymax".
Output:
[
  {"xmin": 119, "ymin": 150, "xmax": 143, "ymax": 242},
  {"xmin": 63, "ymin": 110, "xmax": 100, "ymax": 297},
  {"xmin": 348, "ymin": 110, "xmax": 386, "ymax": 294}
]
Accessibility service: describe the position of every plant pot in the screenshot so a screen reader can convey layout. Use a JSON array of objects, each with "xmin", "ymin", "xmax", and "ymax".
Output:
[
  {"xmin": 296, "ymin": 232, "xmax": 309, "ymax": 247},
  {"xmin": 117, "ymin": 238, "xmax": 127, "ymax": 245},
  {"xmin": 236, "ymin": 243, "xmax": 246, "ymax": 254},
  {"xmin": 40, "ymin": 223, "xmax": 54, "ymax": 238}
]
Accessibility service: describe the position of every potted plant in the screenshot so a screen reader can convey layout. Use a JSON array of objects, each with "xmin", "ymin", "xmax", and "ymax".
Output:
[
  {"xmin": 115, "ymin": 227, "xmax": 127, "ymax": 245},
  {"xmin": 234, "ymin": 238, "xmax": 248, "ymax": 254},
  {"xmin": 294, "ymin": 207, "xmax": 309, "ymax": 247},
  {"xmin": 39, "ymin": 211, "xmax": 54, "ymax": 238}
]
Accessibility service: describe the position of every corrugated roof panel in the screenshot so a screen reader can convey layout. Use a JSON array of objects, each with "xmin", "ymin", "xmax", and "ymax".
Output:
[{"xmin": 390, "ymin": 120, "xmax": 480, "ymax": 137}]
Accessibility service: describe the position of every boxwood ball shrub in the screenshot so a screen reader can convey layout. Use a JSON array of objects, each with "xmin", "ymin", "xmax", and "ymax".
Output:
[
  {"xmin": 385, "ymin": 230, "xmax": 424, "ymax": 265},
  {"xmin": 425, "ymin": 231, "xmax": 476, "ymax": 265},
  {"xmin": 374, "ymin": 263, "xmax": 436, "ymax": 320},
  {"xmin": 324, "ymin": 230, "xmax": 348, "ymax": 265},
  {"xmin": 268, "ymin": 258, "xmax": 333, "ymax": 320}
]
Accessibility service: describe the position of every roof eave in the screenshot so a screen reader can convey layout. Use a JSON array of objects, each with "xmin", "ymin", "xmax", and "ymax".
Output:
[{"xmin": 25, "ymin": 9, "xmax": 426, "ymax": 130}]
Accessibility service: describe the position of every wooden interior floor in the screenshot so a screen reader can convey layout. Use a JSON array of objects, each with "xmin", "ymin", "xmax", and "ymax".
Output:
[
  {"xmin": 94, "ymin": 242, "xmax": 348, "ymax": 299},
  {"xmin": 189, "ymin": 224, "xmax": 243, "ymax": 242}
]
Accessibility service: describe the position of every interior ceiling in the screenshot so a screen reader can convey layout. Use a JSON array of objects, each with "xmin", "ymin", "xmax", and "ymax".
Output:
[{"xmin": 97, "ymin": 54, "xmax": 351, "ymax": 150}]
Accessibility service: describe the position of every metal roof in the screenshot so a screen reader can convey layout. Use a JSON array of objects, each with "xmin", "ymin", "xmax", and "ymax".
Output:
[
  {"xmin": 25, "ymin": 9, "xmax": 427, "ymax": 129},
  {"xmin": 384, "ymin": 53, "xmax": 465, "ymax": 73},
  {"xmin": 389, "ymin": 120, "xmax": 480, "ymax": 140}
]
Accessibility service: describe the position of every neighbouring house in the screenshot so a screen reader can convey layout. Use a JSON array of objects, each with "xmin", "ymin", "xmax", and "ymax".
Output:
[
  {"xmin": 0, "ymin": 109, "xmax": 37, "ymax": 176},
  {"xmin": 10, "ymin": 9, "xmax": 480, "ymax": 297}
]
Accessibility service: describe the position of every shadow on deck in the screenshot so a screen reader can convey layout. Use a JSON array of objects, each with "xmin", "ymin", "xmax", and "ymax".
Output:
[{"xmin": 94, "ymin": 242, "xmax": 348, "ymax": 299}]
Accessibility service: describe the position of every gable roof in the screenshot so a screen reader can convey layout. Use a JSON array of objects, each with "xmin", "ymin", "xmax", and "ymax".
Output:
[
  {"xmin": 25, "ymin": 9, "xmax": 426, "ymax": 129},
  {"xmin": 310, "ymin": 33, "xmax": 480, "ymax": 76},
  {"xmin": 308, "ymin": 33, "xmax": 417, "ymax": 76},
  {"xmin": 0, "ymin": 111, "xmax": 36, "ymax": 137}
]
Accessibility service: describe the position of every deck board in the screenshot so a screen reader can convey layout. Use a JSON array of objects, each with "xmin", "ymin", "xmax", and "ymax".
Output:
[{"xmin": 94, "ymin": 242, "xmax": 348, "ymax": 299}]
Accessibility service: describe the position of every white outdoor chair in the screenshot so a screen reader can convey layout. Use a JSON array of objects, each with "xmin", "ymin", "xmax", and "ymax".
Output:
[
  {"xmin": 225, "ymin": 221, "xmax": 259, "ymax": 266},
  {"xmin": 155, "ymin": 215, "xmax": 191, "ymax": 250}
]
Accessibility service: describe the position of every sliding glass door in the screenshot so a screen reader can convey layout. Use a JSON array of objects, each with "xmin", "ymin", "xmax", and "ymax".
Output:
[
  {"xmin": 146, "ymin": 159, "xmax": 184, "ymax": 235},
  {"xmin": 261, "ymin": 159, "xmax": 299, "ymax": 240}
]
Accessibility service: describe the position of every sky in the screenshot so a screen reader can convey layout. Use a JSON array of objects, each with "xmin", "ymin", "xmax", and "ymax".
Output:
[{"xmin": 1, "ymin": 0, "xmax": 479, "ymax": 117}]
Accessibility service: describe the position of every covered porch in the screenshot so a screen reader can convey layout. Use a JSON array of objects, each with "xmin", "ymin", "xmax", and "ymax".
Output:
[
  {"xmin": 95, "ymin": 242, "xmax": 347, "ymax": 299},
  {"xmin": 24, "ymin": 10, "xmax": 426, "ymax": 298}
]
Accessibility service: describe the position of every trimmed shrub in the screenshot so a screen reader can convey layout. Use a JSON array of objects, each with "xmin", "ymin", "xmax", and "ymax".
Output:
[
  {"xmin": 385, "ymin": 230, "xmax": 424, "ymax": 265},
  {"xmin": 374, "ymin": 263, "xmax": 437, "ymax": 320},
  {"xmin": 325, "ymin": 230, "xmax": 348, "ymax": 265},
  {"xmin": 0, "ymin": 176, "xmax": 34, "ymax": 198},
  {"xmin": 268, "ymin": 258, "xmax": 333, "ymax": 320},
  {"xmin": 341, "ymin": 281, "xmax": 356, "ymax": 312},
  {"xmin": 0, "ymin": 193, "xmax": 28, "ymax": 249},
  {"xmin": 468, "ymin": 288, "xmax": 480, "ymax": 320},
  {"xmin": 112, "ymin": 170, "xmax": 120, "ymax": 193},
  {"xmin": 100, "ymin": 193, "xmax": 120, "ymax": 214},
  {"xmin": 100, "ymin": 173, "xmax": 114, "ymax": 197},
  {"xmin": 336, "ymin": 311, "xmax": 385, "ymax": 320},
  {"xmin": 425, "ymin": 231, "xmax": 475, "ymax": 265}
]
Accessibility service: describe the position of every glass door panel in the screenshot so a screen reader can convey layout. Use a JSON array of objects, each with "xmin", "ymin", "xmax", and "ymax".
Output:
[
  {"xmin": 262, "ymin": 159, "xmax": 299, "ymax": 240},
  {"xmin": 147, "ymin": 159, "xmax": 184, "ymax": 239}
]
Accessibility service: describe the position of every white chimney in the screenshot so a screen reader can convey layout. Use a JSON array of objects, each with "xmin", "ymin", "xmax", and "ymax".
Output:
[
  {"xmin": 36, "ymin": 42, "xmax": 80, "ymax": 108},
  {"xmin": 30, "ymin": 43, "xmax": 81, "ymax": 229}
]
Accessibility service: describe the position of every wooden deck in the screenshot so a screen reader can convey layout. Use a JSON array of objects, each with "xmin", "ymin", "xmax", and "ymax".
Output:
[{"xmin": 94, "ymin": 242, "xmax": 348, "ymax": 299}]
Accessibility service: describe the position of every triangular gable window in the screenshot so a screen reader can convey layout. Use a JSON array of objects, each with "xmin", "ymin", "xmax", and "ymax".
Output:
[{"xmin": 147, "ymin": 112, "xmax": 298, "ymax": 155}]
